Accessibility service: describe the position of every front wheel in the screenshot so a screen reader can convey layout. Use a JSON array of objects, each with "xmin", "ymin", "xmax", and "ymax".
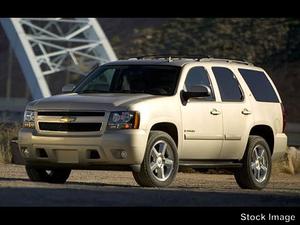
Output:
[
  {"xmin": 234, "ymin": 135, "xmax": 272, "ymax": 190},
  {"xmin": 25, "ymin": 165, "xmax": 71, "ymax": 184},
  {"xmin": 133, "ymin": 131, "xmax": 178, "ymax": 187}
]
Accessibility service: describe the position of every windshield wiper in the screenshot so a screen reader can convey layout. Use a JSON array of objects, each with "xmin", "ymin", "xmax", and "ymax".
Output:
[
  {"xmin": 77, "ymin": 90, "xmax": 166, "ymax": 95},
  {"xmin": 111, "ymin": 90, "xmax": 164, "ymax": 95},
  {"xmin": 144, "ymin": 91, "xmax": 163, "ymax": 96},
  {"xmin": 110, "ymin": 90, "xmax": 145, "ymax": 94},
  {"xmin": 77, "ymin": 90, "xmax": 109, "ymax": 94}
]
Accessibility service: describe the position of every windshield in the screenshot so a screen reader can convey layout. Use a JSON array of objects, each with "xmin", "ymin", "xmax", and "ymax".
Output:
[{"xmin": 74, "ymin": 65, "xmax": 181, "ymax": 96}]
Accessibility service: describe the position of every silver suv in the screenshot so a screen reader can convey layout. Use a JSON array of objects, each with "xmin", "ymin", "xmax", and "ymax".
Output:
[{"xmin": 18, "ymin": 57, "xmax": 287, "ymax": 189}]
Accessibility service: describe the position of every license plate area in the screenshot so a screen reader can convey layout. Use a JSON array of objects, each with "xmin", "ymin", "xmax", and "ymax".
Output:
[{"xmin": 55, "ymin": 150, "xmax": 78, "ymax": 163}]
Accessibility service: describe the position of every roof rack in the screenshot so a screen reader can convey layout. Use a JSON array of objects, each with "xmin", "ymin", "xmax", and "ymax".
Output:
[
  {"xmin": 199, "ymin": 58, "xmax": 254, "ymax": 66},
  {"xmin": 130, "ymin": 54, "xmax": 211, "ymax": 62},
  {"xmin": 127, "ymin": 55, "xmax": 254, "ymax": 66}
]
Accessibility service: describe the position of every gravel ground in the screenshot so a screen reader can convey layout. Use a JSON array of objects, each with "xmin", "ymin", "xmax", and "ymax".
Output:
[{"xmin": 0, "ymin": 163, "xmax": 299, "ymax": 206}]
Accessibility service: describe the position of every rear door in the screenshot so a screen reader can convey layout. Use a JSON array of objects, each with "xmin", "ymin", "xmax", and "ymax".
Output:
[{"xmin": 211, "ymin": 67, "xmax": 254, "ymax": 159}]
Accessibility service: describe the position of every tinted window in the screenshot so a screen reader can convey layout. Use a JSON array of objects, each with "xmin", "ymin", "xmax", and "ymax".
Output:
[
  {"xmin": 74, "ymin": 65, "xmax": 180, "ymax": 96},
  {"xmin": 212, "ymin": 67, "xmax": 243, "ymax": 101},
  {"xmin": 82, "ymin": 68, "xmax": 115, "ymax": 92},
  {"xmin": 184, "ymin": 67, "xmax": 214, "ymax": 100},
  {"xmin": 238, "ymin": 69, "xmax": 279, "ymax": 102}
]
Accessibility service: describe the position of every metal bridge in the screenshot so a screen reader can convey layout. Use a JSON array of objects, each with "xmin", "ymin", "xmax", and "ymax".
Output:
[{"xmin": 0, "ymin": 18, "xmax": 117, "ymax": 100}]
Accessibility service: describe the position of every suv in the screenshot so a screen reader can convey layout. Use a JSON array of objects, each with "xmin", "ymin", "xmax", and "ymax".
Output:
[{"xmin": 18, "ymin": 57, "xmax": 287, "ymax": 189}]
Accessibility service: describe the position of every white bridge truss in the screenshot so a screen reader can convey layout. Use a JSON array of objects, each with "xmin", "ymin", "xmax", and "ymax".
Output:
[{"xmin": 1, "ymin": 18, "xmax": 117, "ymax": 99}]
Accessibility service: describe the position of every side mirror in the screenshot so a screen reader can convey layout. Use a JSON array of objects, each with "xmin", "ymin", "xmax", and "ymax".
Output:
[
  {"xmin": 62, "ymin": 84, "xmax": 75, "ymax": 93},
  {"xmin": 181, "ymin": 84, "xmax": 211, "ymax": 103}
]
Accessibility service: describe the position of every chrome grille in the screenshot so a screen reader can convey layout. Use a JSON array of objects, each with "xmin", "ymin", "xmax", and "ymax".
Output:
[
  {"xmin": 39, "ymin": 122, "xmax": 102, "ymax": 132},
  {"xmin": 37, "ymin": 111, "xmax": 105, "ymax": 117}
]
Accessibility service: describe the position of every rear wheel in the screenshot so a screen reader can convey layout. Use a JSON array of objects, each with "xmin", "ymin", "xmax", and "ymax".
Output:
[
  {"xmin": 25, "ymin": 165, "xmax": 71, "ymax": 184},
  {"xmin": 133, "ymin": 131, "xmax": 178, "ymax": 187},
  {"xmin": 234, "ymin": 135, "xmax": 272, "ymax": 190}
]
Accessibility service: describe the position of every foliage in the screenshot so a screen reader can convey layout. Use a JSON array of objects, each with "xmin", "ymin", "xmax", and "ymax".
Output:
[
  {"xmin": 115, "ymin": 18, "xmax": 300, "ymax": 67},
  {"xmin": 0, "ymin": 123, "xmax": 21, "ymax": 163}
]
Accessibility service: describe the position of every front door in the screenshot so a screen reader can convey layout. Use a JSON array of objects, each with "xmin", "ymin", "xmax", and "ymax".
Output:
[{"xmin": 180, "ymin": 66, "xmax": 223, "ymax": 159}]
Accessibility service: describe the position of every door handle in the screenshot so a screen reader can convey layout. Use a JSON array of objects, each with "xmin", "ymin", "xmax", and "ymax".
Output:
[
  {"xmin": 242, "ymin": 108, "xmax": 251, "ymax": 115},
  {"xmin": 210, "ymin": 108, "xmax": 221, "ymax": 115}
]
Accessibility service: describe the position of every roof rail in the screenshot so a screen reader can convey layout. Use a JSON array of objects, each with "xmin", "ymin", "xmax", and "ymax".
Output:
[
  {"xmin": 127, "ymin": 55, "xmax": 254, "ymax": 66},
  {"xmin": 132, "ymin": 54, "xmax": 211, "ymax": 61},
  {"xmin": 199, "ymin": 58, "xmax": 254, "ymax": 66}
]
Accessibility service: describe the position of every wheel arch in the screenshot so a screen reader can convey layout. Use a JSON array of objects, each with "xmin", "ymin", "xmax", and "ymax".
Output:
[
  {"xmin": 150, "ymin": 122, "xmax": 179, "ymax": 147},
  {"xmin": 249, "ymin": 124, "xmax": 274, "ymax": 155}
]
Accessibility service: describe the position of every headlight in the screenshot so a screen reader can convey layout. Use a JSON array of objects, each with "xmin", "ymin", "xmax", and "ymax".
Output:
[
  {"xmin": 23, "ymin": 110, "xmax": 35, "ymax": 128},
  {"xmin": 107, "ymin": 111, "xmax": 140, "ymax": 129}
]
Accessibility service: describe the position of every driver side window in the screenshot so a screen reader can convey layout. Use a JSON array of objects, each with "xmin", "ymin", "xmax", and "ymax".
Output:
[
  {"xmin": 84, "ymin": 68, "xmax": 115, "ymax": 92},
  {"xmin": 184, "ymin": 66, "xmax": 215, "ymax": 101}
]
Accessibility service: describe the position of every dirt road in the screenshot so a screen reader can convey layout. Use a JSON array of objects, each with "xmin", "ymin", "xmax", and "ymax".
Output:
[{"xmin": 0, "ymin": 163, "xmax": 299, "ymax": 206}]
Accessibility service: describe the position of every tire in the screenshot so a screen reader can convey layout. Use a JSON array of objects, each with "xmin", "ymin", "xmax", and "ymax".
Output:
[
  {"xmin": 133, "ymin": 131, "xmax": 178, "ymax": 187},
  {"xmin": 25, "ymin": 165, "xmax": 71, "ymax": 184},
  {"xmin": 234, "ymin": 135, "xmax": 272, "ymax": 190}
]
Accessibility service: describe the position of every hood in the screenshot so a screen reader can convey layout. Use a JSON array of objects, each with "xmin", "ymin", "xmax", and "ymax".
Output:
[{"xmin": 27, "ymin": 93, "xmax": 159, "ymax": 111}]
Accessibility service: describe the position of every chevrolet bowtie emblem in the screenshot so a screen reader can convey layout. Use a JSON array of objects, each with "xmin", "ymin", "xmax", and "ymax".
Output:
[{"xmin": 60, "ymin": 116, "xmax": 77, "ymax": 123}]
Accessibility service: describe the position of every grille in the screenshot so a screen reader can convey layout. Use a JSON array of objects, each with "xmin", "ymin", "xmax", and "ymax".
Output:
[
  {"xmin": 37, "ymin": 111, "xmax": 105, "ymax": 116},
  {"xmin": 39, "ymin": 122, "xmax": 102, "ymax": 132}
]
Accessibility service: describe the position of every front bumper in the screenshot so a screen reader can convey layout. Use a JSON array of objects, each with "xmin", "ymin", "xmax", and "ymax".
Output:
[{"xmin": 18, "ymin": 128, "xmax": 148, "ymax": 169}]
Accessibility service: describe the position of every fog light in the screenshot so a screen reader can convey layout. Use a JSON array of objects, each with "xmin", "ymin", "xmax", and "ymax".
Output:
[
  {"xmin": 120, "ymin": 150, "xmax": 128, "ymax": 159},
  {"xmin": 111, "ymin": 149, "xmax": 128, "ymax": 159}
]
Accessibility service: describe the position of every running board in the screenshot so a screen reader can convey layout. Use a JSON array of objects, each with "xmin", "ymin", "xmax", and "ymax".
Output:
[{"xmin": 179, "ymin": 160, "xmax": 242, "ymax": 168}]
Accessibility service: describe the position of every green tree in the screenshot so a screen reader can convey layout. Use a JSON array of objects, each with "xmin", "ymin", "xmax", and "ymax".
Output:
[{"xmin": 118, "ymin": 18, "xmax": 300, "ymax": 67}]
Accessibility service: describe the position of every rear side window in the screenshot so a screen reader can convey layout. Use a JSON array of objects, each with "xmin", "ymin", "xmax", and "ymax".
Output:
[
  {"xmin": 212, "ymin": 67, "xmax": 243, "ymax": 102},
  {"xmin": 238, "ymin": 69, "xmax": 279, "ymax": 103}
]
